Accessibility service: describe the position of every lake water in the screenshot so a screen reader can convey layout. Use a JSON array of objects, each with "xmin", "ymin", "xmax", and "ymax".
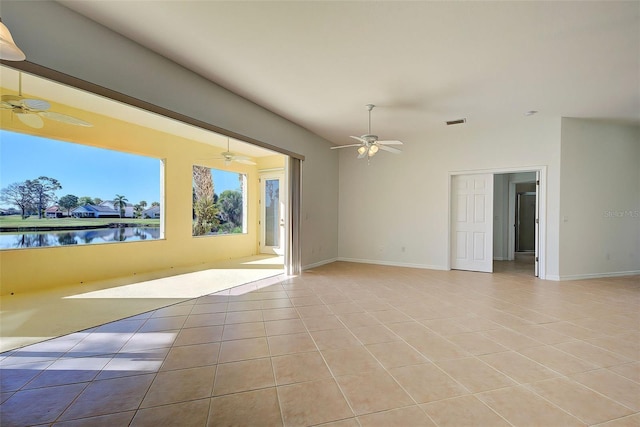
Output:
[{"xmin": 0, "ymin": 227, "xmax": 162, "ymax": 249}]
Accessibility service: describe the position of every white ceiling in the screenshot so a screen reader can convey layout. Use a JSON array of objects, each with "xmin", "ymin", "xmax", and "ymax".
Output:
[{"xmin": 57, "ymin": 1, "xmax": 639, "ymax": 146}]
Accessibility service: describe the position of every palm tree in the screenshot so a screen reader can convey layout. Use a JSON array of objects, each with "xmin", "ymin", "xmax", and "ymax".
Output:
[
  {"xmin": 114, "ymin": 194, "xmax": 128, "ymax": 218},
  {"xmin": 218, "ymin": 190, "xmax": 243, "ymax": 229},
  {"xmin": 137, "ymin": 200, "xmax": 147, "ymax": 218}
]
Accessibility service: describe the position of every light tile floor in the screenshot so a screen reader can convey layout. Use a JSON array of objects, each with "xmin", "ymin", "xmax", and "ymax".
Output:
[
  {"xmin": 0, "ymin": 261, "xmax": 638, "ymax": 426},
  {"xmin": 0, "ymin": 255, "xmax": 284, "ymax": 352}
]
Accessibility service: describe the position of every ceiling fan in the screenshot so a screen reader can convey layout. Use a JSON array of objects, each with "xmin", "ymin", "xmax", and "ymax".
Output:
[
  {"xmin": 331, "ymin": 104, "xmax": 403, "ymax": 160},
  {"xmin": 215, "ymin": 138, "xmax": 257, "ymax": 166},
  {"xmin": 1, "ymin": 72, "xmax": 92, "ymax": 129}
]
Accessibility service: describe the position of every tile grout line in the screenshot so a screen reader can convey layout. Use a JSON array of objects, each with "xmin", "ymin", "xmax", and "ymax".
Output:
[
  {"xmin": 289, "ymin": 284, "xmax": 360, "ymax": 425},
  {"xmin": 127, "ymin": 300, "xmax": 197, "ymax": 424}
]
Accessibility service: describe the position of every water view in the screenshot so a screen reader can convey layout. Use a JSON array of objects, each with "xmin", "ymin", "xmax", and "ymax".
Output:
[{"xmin": 0, "ymin": 227, "xmax": 161, "ymax": 249}]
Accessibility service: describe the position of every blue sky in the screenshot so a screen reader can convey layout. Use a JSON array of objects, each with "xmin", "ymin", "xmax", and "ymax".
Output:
[
  {"xmin": 0, "ymin": 130, "xmax": 161, "ymax": 208},
  {"xmin": 0, "ymin": 130, "xmax": 243, "ymax": 209},
  {"xmin": 211, "ymin": 169, "xmax": 242, "ymax": 194}
]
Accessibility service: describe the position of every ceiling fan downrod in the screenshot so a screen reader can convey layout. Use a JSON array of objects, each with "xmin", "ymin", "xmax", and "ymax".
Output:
[{"xmin": 366, "ymin": 103, "xmax": 374, "ymax": 136}]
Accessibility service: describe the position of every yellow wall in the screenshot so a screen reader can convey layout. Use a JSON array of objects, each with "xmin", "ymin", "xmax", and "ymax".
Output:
[
  {"xmin": 256, "ymin": 155, "xmax": 286, "ymax": 171},
  {"xmin": 0, "ymin": 88, "xmax": 274, "ymax": 295}
]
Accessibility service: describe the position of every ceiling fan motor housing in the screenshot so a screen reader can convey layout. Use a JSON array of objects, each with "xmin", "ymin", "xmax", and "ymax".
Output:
[{"xmin": 360, "ymin": 134, "xmax": 378, "ymax": 143}]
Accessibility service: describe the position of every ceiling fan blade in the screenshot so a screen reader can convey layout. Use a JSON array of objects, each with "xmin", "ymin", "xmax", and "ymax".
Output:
[
  {"xmin": 1, "ymin": 101, "xmax": 14, "ymax": 110},
  {"xmin": 233, "ymin": 155, "xmax": 257, "ymax": 165},
  {"xmin": 377, "ymin": 140, "xmax": 403, "ymax": 145},
  {"xmin": 40, "ymin": 111, "xmax": 93, "ymax": 127},
  {"xmin": 235, "ymin": 158, "xmax": 257, "ymax": 165},
  {"xmin": 349, "ymin": 135, "xmax": 367, "ymax": 144},
  {"xmin": 377, "ymin": 144, "xmax": 402, "ymax": 154},
  {"xmin": 16, "ymin": 112, "xmax": 44, "ymax": 129},
  {"xmin": 22, "ymin": 98, "xmax": 51, "ymax": 111},
  {"xmin": 330, "ymin": 143, "xmax": 362, "ymax": 149}
]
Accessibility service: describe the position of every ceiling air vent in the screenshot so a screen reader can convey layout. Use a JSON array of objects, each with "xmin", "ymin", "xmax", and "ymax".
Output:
[{"xmin": 446, "ymin": 118, "xmax": 466, "ymax": 126}]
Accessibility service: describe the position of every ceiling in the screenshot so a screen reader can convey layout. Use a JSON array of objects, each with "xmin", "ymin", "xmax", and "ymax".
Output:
[
  {"xmin": 56, "ymin": 1, "xmax": 639, "ymax": 146},
  {"xmin": 0, "ymin": 65, "xmax": 277, "ymax": 158}
]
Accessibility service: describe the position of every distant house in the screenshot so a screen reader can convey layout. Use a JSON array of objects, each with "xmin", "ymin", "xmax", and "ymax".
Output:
[
  {"xmin": 0, "ymin": 208, "xmax": 20, "ymax": 216},
  {"xmin": 100, "ymin": 201, "xmax": 134, "ymax": 218},
  {"xmin": 71, "ymin": 204, "xmax": 120, "ymax": 218},
  {"xmin": 142, "ymin": 205, "xmax": 161, "ymax": 219},
  {"xmin": 45, "ymin": 206, "xmax": 64, "ymax": 218}
]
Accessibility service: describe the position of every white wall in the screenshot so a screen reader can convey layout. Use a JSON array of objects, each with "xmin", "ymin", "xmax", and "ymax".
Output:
[
  {"xmin": 338, "ymin": 116, "xmax": 562, "ymax": 277},
  {"xmin": 559, "ymin": 118, "xmax": 640, "ymax": 279},
  {"xmin": 3, "ymin": 1, "xmax": 339, "ymax": 269}
]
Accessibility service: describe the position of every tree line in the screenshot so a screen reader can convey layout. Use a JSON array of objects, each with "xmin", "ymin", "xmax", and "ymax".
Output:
[{"xmin": 0, "ymin": 176, "xmax": 158, "ymax": 219}]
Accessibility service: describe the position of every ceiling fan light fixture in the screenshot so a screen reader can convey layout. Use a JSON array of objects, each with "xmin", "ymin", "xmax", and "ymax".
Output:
[
  {"xmin": 0, "ymin": 18, "xmax": 26, "ymax": 61},
  {"xmin": 334, "ymin": 103, "xmax": 403, "ymax": 162}
]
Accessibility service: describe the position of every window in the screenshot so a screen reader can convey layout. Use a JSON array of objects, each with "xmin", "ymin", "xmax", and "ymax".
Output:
[
  {"xmin": 0, "ymin": 130, "xmax": 163, "ymax": 249},
  {"xmin": 192, "ymin": 165, "xmax": 247, "ymax": 236}
]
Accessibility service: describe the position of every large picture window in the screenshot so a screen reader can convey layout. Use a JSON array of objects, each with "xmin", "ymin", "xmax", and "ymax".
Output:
[
  {"xmin": 0, "ymin": 130, "xmax": 163, "ymax": 249},
  {"xmin": 192, "ymin": 165, "xmax": 247, "ymax": 236}
]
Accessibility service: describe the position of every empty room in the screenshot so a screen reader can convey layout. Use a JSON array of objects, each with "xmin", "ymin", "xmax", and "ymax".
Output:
[{"xmin": 0, "ymin": 1, "xmax": 638, "ymax": 426}]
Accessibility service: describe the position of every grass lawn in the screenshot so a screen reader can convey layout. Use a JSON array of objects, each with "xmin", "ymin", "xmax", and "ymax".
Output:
[{"xmin": 0, "ymin": 216, "xmax": 160, "ymax": 229}]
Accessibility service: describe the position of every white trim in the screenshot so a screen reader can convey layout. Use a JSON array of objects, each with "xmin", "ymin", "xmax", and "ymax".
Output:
[
  {"xmin": 159, "ymin": 159, "xmax": 166, "ymax": 238},
  {"xmin": 241, "ymin": 173, "xmax": 248, "ymax": 234},
  {"xmin": 450, "ymin": 166, "xmax": 546, "ymax": 175},
  {"xmin": 303, "ymin": 257, "xmax": 338, "ymax": 270},
  {"xmin": 548, "ymin": 271, "xmax": 640, "ymax": 281},
  {"xmin": 336, "ymin": 257, "xmax": 448, "ymax": 271}
]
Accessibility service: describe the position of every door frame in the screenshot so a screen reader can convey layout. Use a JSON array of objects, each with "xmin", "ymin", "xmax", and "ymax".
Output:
[
  {"xmin": 448, "ymin": 166, "xmax": 547, "ymax": 279},
  {"xmin": 507, "ymin": 172, "xmax": 541, "ymax": 267}
]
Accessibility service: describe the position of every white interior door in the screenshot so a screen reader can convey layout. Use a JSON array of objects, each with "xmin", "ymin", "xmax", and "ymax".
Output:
[
  {"xmin": 260, "ymin": 172, "xmax": 285, "ymax": 255},
  {"xmin": 451, "ymin": 174, "xmax": 494, "ymax": 272}
]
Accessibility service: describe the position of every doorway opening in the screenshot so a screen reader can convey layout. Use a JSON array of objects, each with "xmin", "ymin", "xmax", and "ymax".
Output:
[
  {"xmin": 516, "ymin": 190, "xmax": 536, "ymax": 253},
  {"xmin": 449, "ymin": 168, "xmax": 545, "ymax": 279},
  {"xmin": 260, "ymin": 170, "xmax": 286, "ymax": 256}
]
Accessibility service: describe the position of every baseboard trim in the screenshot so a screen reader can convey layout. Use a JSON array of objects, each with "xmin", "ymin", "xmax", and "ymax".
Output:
[
  {"xmin": 547, "ymin": 270, "xmax": 640, "ymax": 281},
  {"xmin": 303, "ymin": 259, "xmax": 639, "ymax": 281},
  {"xmin": 336, "ymin": 257, "xmax": 448, "ymax": 271},
  {"xmin": 302, "ymin": 258, "xmax": 338, "ymax": 270}
]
